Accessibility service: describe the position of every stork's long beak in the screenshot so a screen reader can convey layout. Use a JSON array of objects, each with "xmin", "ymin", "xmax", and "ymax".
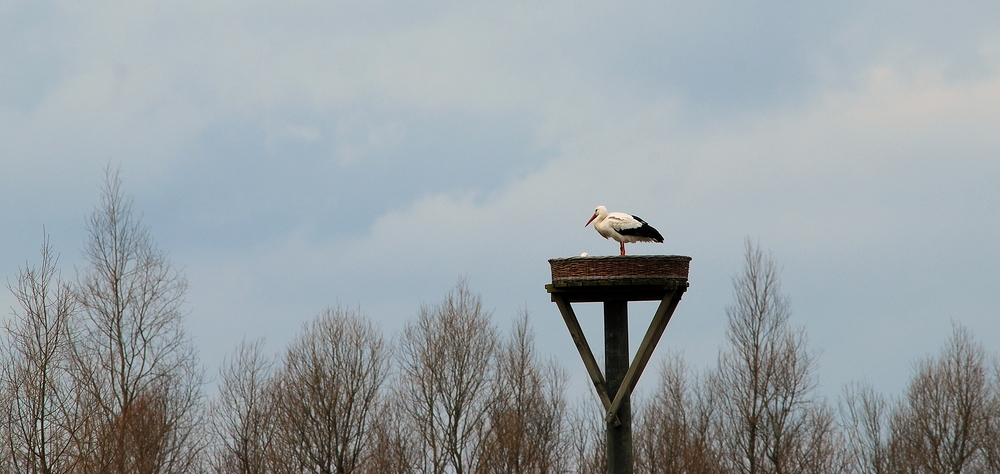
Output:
[{"xmin": 585, "ymin": 213, "xmax": 597, "ymax": 227}]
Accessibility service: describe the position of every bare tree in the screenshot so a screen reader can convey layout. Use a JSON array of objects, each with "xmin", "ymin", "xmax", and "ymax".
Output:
[
  {"xmin": 689, "ymin": 366, "xmax": 726, "ymax": 474},
  {"xmin": 270, "ymin": 306, "xmax": 390, "ymax": 474},
  {"xmin": 565, "ymin": 394, "xmax": 606, "ymax": 474},
  {"xmin": 634, "ymin": 359, "xmax": 689, "ymax": 473},
  {"xmin": 72, "ymin": 167, "xmax": 205, "ymax": 474},
  {"xmin": 1, "ymin": 235, "xmax": 78, "ymax": 474},
  {"xmin": 986, "ymin": 361, "xmax": 1000, "ymax": 473},
  {"xmin": 396, "ymin": 280, "xmax": 499, "ymax": 474},
  {"xmin": 363, "ymin": 397, "xmax": 419, "ymax": 474},
  {"xmin": 209, "ymin": 339, "xmax": 276, "ymax": 474},
  {"xmin": 81, "ymin": 386, "xmax": 174, "ymax": 474},
  {"xmin": 634, "ymin": 353, "xmax": 723, "ymax": 474},
  {"xmin": 840, "ymin": 381, "xmax": 891, "ymax": 474},
  {"xmin": 712, "ymin": 238, "xmax": 840, "ymax": 474},
  {"xmin": 888, "ymin": 324, "xmax": 999, "ymax": 474},
  {"xmin": 477, "ymin": 311, "xmax": 568, "ymax": 474}
]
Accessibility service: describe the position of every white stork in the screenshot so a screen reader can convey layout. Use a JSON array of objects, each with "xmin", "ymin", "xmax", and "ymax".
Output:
[{"xmin": 585, "ymin": 205, "xmax": 664, "ymax": 255}]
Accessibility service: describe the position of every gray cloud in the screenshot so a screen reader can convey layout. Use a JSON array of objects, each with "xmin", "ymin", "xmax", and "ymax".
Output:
[{"xmin": 2, "ymin": 0, "xmax": 999, "ymax": 399}]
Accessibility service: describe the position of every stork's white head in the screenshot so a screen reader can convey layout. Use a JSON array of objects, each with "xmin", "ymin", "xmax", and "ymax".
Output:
[{"xmin": 585, "ymin": 205, "xmax": 608, "ymax": 227}]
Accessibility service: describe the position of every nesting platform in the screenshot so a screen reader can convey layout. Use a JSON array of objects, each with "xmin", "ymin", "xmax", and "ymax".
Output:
[
  {"xmin": 546, "ymin": 255, "xmax": 690, "ymax": 302},
  {"xmin": 545, "ymin": 254, "xmax": 692, "ymax": 473}
]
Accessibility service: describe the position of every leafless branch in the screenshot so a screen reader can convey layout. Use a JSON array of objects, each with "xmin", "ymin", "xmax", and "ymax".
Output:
[
  {"xmin": 209, "ymin": 338, "xmax": 275, "ymax": 474},
  {"xmin": 72, "ymin": 166, "xmax": 206, "ymax": 474},
  {"xmin": 270, "ymin": 306, "xmax": 390, "ymax": 474},
  {"xmin": 1, "ymin": 234, "xmax": 78, "ymax": 474},
  {"xmin": 395, "ymin": 279, "xmax": 498, "ymax": 474}
]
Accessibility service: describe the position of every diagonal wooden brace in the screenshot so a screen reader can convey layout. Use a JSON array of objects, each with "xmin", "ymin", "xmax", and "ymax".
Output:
[
  {"xmin": 604, "ymin": 287, "xmax": 685, "ymax": 422},
  {"xmin": 552, "ymin": 294, "xmax": 621, "ymax": 426}
]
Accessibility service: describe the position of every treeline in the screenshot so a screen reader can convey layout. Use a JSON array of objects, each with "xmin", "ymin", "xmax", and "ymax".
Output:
[{"xmin": 2, "ymin": 171, "xmax": 1000, "ymax": 474}]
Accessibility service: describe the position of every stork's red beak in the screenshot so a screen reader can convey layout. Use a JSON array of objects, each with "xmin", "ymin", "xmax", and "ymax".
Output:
[{"xmin": 585, "ymin": 213, "xmax": 597, "ymax": 227}]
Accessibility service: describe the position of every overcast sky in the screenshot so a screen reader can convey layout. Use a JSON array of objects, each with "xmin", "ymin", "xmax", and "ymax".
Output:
[{"xmin": 3, "ymin": 0, "xmax": 999, "ymax": 401}]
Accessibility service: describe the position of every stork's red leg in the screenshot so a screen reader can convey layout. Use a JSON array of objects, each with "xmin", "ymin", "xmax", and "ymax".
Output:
[{"xmin": 620, "ymin": 242, "xmax": 626, "ymax": 255}]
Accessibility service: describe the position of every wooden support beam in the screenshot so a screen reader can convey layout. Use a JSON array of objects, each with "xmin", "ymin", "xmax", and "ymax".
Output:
[
  {"xmin": 604, "ymin": 287, "xmax": 685, "ymax": 422},
  {"xmin": 552, "ymin": 294, "xmax": 621, "ymax": 426}
]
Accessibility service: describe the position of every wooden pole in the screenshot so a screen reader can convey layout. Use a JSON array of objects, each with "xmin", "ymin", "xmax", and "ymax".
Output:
[{"xmin": 604, "ymin": 300, "xmax": 632, "ymax": 474}]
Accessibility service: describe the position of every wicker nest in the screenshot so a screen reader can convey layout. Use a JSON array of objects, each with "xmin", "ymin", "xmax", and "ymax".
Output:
[{"xmin": 549, "ymin": 255, "xmax": 691, "ymax": 283}]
